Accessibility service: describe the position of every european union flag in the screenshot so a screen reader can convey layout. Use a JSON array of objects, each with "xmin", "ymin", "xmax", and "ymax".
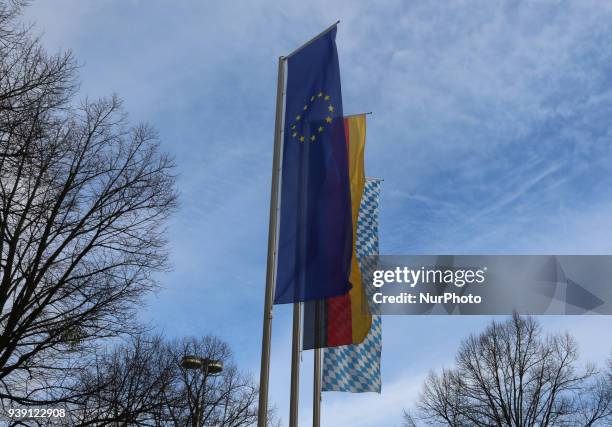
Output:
[{"xmin": 274, "ymin": 26, "xmax": 352, "ymax": 304}]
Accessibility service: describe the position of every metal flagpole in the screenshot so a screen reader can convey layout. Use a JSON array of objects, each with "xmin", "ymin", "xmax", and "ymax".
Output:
[
  {"xmin": 313, "ymin": 343, "xmax": 322, "ymax": 427},
  {"xmin": 289, "ymin": 302, "xmax": 302, "ymax": 427},
  {"xmin": 257, "ymin": 56, "xmax": 286, "ymax": 427},
  {"xmin": 312, "ymin": 297, "xmax": 323, "ymax": 427}
]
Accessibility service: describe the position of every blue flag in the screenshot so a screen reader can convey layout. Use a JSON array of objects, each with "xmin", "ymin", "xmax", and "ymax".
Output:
[{"xmin": 274, "ymin": 26, "xmax": 352, "ymax": 304}]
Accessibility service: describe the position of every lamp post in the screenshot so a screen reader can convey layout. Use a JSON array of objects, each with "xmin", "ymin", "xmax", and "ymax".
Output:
[
  {"xmin": 181, "ymin": 356, "xmax": 223, "ymax": 374},
  {"xmin": 181, "ymin": 356, "xmax": 223, "ymax": 427}
]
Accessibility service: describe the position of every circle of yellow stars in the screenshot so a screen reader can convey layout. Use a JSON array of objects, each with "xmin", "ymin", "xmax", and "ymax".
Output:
[{"xmin": 289, "ymin": 91, "xmax": 335, "ymax": 143}]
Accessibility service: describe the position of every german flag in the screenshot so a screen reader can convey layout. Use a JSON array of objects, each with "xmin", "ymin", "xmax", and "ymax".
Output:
[{"xmin": 303, "ymin": 114, "xmax": 371, "ymax": 350}]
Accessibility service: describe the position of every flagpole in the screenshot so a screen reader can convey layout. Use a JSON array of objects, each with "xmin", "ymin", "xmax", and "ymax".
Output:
[
  {"xmin": 257, "ymin": 55, "xmax": 286, "ymax": 427},
  {"xmin": 313, "ymin": 346, "xmax": 322, "ymax": 427},
  {"xmin": 289, "ymin": 302, "xmax": 302, "ymax": 427}
]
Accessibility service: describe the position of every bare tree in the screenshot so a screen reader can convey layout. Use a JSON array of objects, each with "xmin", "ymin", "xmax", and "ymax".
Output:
[
  {"xmin": 71, "ymin": 335, "xmax": 277, "ymax": 427},
  {"xmin": 69, "ymin": 335, "xmax": 176, "ymax": 426},
  {"xmin": 165, "ymin": 336, "xmax": 261, "ymax": 427},
  {"xmin": 407, "ymin": 314, "xmax": 612, "ymax": 426},
  {"xmin": 0, "ymin": 0, "xmax": 177, "ymax": 406}
]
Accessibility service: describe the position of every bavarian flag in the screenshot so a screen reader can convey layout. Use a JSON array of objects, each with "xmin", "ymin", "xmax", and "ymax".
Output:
[
  {"xmin": 303, "ymin": 114, "xmax": 371, "ymax": 349},
  {"xmin": 274, "ymin": 25, "xmax": 353, "ymax": 304},
  {"xmin": 322, "ymin": 178, "xmax": 382, "ymax": 393}
]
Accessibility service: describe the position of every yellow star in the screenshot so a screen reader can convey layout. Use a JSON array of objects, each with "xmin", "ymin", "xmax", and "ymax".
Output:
[
  {"xmin": 291, "ymin": 124, "xmax": 296, "ymax": 130},
  {"xmin": 310, "ymin": 96, "xmax": 315, "ymax": 101},
  {"xmin": 318, "ymin": 126, "xmax": 324, "ymax": 132},
  {"xmin": 324, "ymin": 95, "xmax": 330, "ymax": 100},
  {"xmin": 296, "ymin": 115, "xmax": 301, "ymax": 121},
  {"xmin": 328, "ymin": 105, "xmax": 334, "ymax": 112},
  {"xmin": 318, "ymin": 92, "xmax": 323, "ymax": 97},
  {"xmin": 325, "ymin": 116, "xmax": 333, "ymax": 123},
  {"xmin": 299, "ymin": 136, "xmax": 305, "ymax": 142},
  {"xmin": 303, "ymin": 105, "xmax": 308, "ymax": 111},
  {"xmin": 310, "ymin": 135, "xmax": 316, "ymax": 142},
  {"xmin": 292, "ymin": 132, "xmax": 297, "ymax": 138}
]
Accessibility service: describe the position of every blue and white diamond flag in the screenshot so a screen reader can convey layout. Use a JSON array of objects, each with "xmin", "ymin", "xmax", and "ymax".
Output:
[{"xmin": 322, "ymin": 178, "xmax": 382, "ymax": 393}]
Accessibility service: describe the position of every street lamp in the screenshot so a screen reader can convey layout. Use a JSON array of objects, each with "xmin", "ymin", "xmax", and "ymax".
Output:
[
  {"xmin": 181, "ymin": 356, "xmax": 223, "ymax": 427},
  {"xmin": 181, "ymin": 356, "xmax": 223, "ymax": 375}
]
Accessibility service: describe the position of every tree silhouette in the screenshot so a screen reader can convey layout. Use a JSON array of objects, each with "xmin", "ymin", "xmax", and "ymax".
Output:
[
  {"xmin": 71, "ymin": 335, "xmax": 279, "ymax": 427},
  {"xmin": 0, "ymin": 0, "xmax": 177, "ymax": 406},
  {"xmin": 406, "ymin": 314, "xmax": 611, "ymax": 426}
]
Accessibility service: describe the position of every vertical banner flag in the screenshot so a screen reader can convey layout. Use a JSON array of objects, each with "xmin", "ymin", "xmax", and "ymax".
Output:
[
  {"xmin": 303, "ymin": 115, "xmax": 371, "ymax": 349},
  {"xmin": 274, "ymin": 26, "xmax": 353, "ymax": 304},
  {"xmin": 322, "ymin": 179, "xmax": 382, "ymax": 393}
]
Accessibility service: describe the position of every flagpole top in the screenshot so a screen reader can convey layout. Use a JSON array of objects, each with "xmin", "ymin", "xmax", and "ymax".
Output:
[{"xmin": 344, "ymin": 112, "xmax": 373, "ymax": 119}]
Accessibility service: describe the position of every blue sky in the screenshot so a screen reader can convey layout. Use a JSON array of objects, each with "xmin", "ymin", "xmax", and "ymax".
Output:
[{"xmin": 25, "ymin": 1, "xmax": 612, "ymax": 425}]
